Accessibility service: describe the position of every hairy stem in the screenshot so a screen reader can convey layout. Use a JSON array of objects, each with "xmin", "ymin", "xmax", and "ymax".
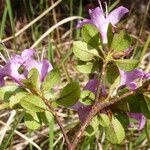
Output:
[
  {"xmin": 70, "ymin": 79, "xmax": 150, "ymax": 150},
  {"xmin": 42, "ymin": 97, "xmax": 71, "ymax": 149},
  {"xmin": 95, "ymin": 61, "xmax": 107, "ymax": 102}
]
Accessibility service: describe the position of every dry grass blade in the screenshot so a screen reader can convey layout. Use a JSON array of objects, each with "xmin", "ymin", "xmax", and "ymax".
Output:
[
  {"xmin": 0, "ymin": 110, "xmax": 16, "ymax": 145},
  {"xmin": 30, "ymin": 16, "xmax": 82, "ymax": 49},
  {"xmin": 0, "ymin": 0, "xmax": 62, "ymax": 43},
  {"xmin": 0, "ymin": 120, "xmax": 41, "ymax": 150}
]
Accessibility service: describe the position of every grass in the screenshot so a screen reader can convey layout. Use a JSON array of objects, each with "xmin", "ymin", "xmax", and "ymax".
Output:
[{"xmin": 0, "ymin": 0, "xmax": 150, "ymax": 149}]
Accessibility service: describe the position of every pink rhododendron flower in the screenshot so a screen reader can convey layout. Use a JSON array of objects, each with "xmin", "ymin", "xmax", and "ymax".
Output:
[
  {"xmin": 0, "ymin": 49, "xmax": 52, "ymax": 86},
  {"xmin": 73, "ymin": 68, "xmax": 149, "ymax": 129},
  {"xmin": 72, "ymin": 79, "xmax": 106, "ymax": 122},
  {"xmin": 119, "ymin": 69, "xmax": 150, "ymax": 90},
  {"xmin": 127, "ymin": 112, "xmax": 146, "ymax": 130},
  {"xmin": 77, "ymin": 4, "xmax": 128, "ymax": 43}
]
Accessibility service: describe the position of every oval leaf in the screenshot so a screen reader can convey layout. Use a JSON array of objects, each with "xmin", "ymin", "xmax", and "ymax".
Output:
[
  {"xmin": 56, "ymin": 82, "xmax": 80, "ymax": 107},
  {"xmin": 81, "ymin": 24, "xmax": 100, "ymax": 48},
  {"xmin": 9, "ymin": 92, "xmax": 28, "ymax": 108},
  {"xmin": 111, "ymin": 30, "xmax": 132, "ymax": 51},
  {"xmin": 98, "ymin": 113, "xmax": 110, "ymax": 127},
  {"xmin": 76, "ymin": 61, "xmax": 99, "ymax": 73},
  {"xmin": 105, "ymin": 116, "xmax": 125, "ymax": 144},
  {"xmin": 114, "ymin": 59, "xmax": 139, "ymax": 71},
  {"xmin": 73, "ymin": 41, "xmax": 100, "ymax": 61},
  {"xmin": 42, "ymin": 68, "xmax": 61, "ymax": 91},
  {"xmin": 24, "ymin": 112, "xmax": 41, "ymax": 130},
  {"xmin": 20, "ymin": 94, "xmax": 46, "ymax": 112},
  {"xmin": 0, "ymin": 85, "xmax": 25, "ymax": 102}
]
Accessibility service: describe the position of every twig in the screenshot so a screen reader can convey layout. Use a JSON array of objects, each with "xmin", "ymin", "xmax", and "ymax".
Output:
[
  {"xmin": 42, "ymin": 97, "xmax": 71, "ymax": 149},
  {"xmin": 70, "ymin": 79, "xmax": 150, "ymax": 150},
  {"xmin": 95, "ymin": 61, "xmax": 107, "ymax": 102}
]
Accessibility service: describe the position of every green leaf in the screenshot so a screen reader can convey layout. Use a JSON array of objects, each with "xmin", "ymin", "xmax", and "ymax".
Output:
[
  {"xmin": 115, "ymin": 112, "xmax": 129, "ymax": 128},
  {"xmin": 98, "ymin": 113, "xmax": 110, "ymax": 127},
  {"xmin": 0, "ymin": 85, "xmax": 25, "ymax": 102},
  {"xmin": 85, "ymin": 116, "xmax": 100, "ymax": 136},
  {"xmin": 111, "ymin": 30, "xmax": 132, "ymax": 51},
  {"xmin": 105, "ymin": 116, "xmax": 125, "ymax": 144},
  {"xmin": 9, "ymin": 92, "xmax": 28, "ymax": 108},
  {"xmin": 81, "ymin": 24, "xmax": 100, "ymax": 48},
  {"xmin": 42, "ymin": 68, "xmax": 61, "ymax": 91},
  {"xmin": 24, "ymin": 112, "xmax": 41, "ymax": 130},
  {"xmin": 116, "ymin": 93, "xmax": 147, "ymax": 114},
  {"xmin": 141, "ymin": 94, "xmax": 150, "ymax": 119},
  {"xmin": 56, "ymin": 82, "xmax": 80, "ymax": 107},
  {"xmin": 0, "ymin": 102, "xmax": 9, "ymax": 110},
  {"xmin": 106, "ymin": 63, "xmax": 120, "ymax": 85},
  {"xmin": 79, "ymin": 90, "xmax": 95, "ymax": 105},
  {"xmin": 20, "ymin": 94, "xmax": 46, "ymax": 112},
  {"xmin": 21, "ymin": 68, "xmax": 40, "ymax": 93},
  {"xmin": 72, "ymin": 41, "xmax": 100, "ymax": 61},
  {"xmin": 76, "ymin": 61, "xmax": 99, "ymax": 73},
  {"xmin": 114, "ymin": 59, "xmax": 139, "ymax": 71},
  {"xmin": 37, "ymin": 111, "xmax": 53, "ymax": 125},
  {"xmin": 107, "ymin": 23, "xmax": 113, "ymax": 48}
]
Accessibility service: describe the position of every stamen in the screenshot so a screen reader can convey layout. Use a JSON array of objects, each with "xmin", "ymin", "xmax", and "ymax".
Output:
[
  {"xmin": 104, "ymin": 2, "xmax": 108, "ymax": 17},
  {"xmin": 98, "ymin": 0, "xmax": 103, "ymax": 10}
]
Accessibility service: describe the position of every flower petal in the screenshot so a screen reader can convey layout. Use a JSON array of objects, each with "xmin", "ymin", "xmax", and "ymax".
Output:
[
  {"xmin": 89, "ymin": 7, "xmax": 108, "ymax": 43},
  {"xmin": 127, "ymin": 112, "xmax": 146, "ymax": 130},
  {"xmin": 0, "ymin": 49, "xmax": 53, "ymax": 86},
  {"xmin": 107, "ymin": 6, "xmax": 129, "ymax": 26},
  {"xmin": 119, "ymin": 69, "xmax": 148, "ymax": 88},
  {"xmin": 21, "ymin": 49, "xmax": 35, "ymax": 59},
  {"xmin": 39, "ymin": 60, "xmax": 53, "ymax": 81},
  {"xmin": 76, "ymin": 19, "xmax": 93, "ymax": 28},
  {"xmin": 83, "ymin": 79, "xmax": 99, "ymax": 93}
]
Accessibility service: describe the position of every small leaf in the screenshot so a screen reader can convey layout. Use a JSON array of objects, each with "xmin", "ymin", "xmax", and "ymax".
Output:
[
  {"xmin": 0, "ymin": 102, "xmax": 9, "ymax": 110},
  {"xmin": 114, "ymin": 59, "xmax": 139, "ymax": 71},
  {"xmin": 0, "ymin": 86, "xmax": 25, "ymax": 102},
  {"xmin": 107, "ymin": 24, "xmax": 113, "ymax": 48},
  {"xmin": 9, "ymin": 92, "xmax": 28, "ymax": 108},
  {"xmin": 98, "ymin": 113, "xmax": 110, "ymax": 127},
  {"xmin": 56, "ymin": 82, "xmax": 80, "ymax": 107},
  {"xmin": 141, "ymin": 94, "xmax": 150, "ymax": 119},
  {"xmin": 42, "ymin": 68, "xmax": 61, "ymax": 91},
  {"xmin": 111, "ymin": 30, "xmax": 132, "ymax": 51},
  {"xmin": 22, "ymin": 68, "xmax": 40, "ymax": 93},
  {"xmin": 115, "ymin": 112, "xmax": 129, "ymax": 128},
  {"xmin": 106, "ymin": 63, "xmax": 120, "ymax": 85},
  {"xmin": 79, "ymin": 90, "xmax": 95, "ymax": 105},
  {"xmin": 76, "ymin": 61, "xmax": 99, "ymax": 73},
  {"xmin": 85, "ymin": 116, "xmax": 100, "ymax": 136},
  {"xmin": 24, "ymin": 112, "xmax": 41, "ymax": 130},
  {"xmin": 105, "ymin": 116, "xmax": 125, "ymax": 144},
  {"xmin": 20, "ymin": 94, "xmax": 46, "ymax": 112},
  {"xmin": 73, "ymin": 41, "xmax": 100, "ymax": 61},
  {"xmin": 81, "ymin": 24, "xmax": 100, "ymax": 48},
  {"xmin": 37, "ymin": 111, "xmax": 53, "ymax": 125}
]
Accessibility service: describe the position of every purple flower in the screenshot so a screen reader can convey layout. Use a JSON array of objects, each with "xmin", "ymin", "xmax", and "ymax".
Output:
[
  {"xmin": 77, "ymin": 5, "xmax": 128, "ymax": 43},
  {"xmin": 71, "ymin": 80, "xmax": 98, "ymax": 122},
  {"xmin": 120, "ymin": 69, "xmax": 150, "ymax": 90},
  {"xmin": 73, "ymin": 69, "xmax": 149, "ymax": 126},
  {"xmin": 127, "ymin": 112, "xmax": 146, "ymax": 130},
  {"xmin": 0, "ymin": 49, "xmax": 53, "ymax": 86},
  {"xmin": 72, "ymin": 79, "xmax": 107, "ymax": 122}
]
